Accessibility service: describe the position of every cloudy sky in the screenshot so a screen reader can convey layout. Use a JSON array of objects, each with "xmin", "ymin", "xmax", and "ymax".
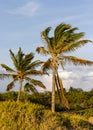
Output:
[{"xmin": 0, "ymin": 0, "xmax": 93, "ymax": 92}]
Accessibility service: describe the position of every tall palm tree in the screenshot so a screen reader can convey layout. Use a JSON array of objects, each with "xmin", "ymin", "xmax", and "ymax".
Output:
[
  {"xmin": 36, "ymin": 23, "xmax": 93, "ymax": 112},
  {"xmin": 0, "ymin": 48, "xmax": 46, "ymax": 101}
]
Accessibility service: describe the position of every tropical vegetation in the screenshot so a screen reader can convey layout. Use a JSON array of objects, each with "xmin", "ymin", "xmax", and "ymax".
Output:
[{"xmin": 0, "ymin": 89, "xmax": 93, "ymax": 130}]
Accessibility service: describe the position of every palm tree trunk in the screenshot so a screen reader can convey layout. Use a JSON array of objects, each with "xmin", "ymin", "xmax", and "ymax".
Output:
[
  {"xmin": 57, "ymin": 72, "xmax": 69, "ymax": 109},
  {"xmin": 17, "ymin": 78, "xmax": 22, "ymax": 101},
  {"xmin": 55, "ymin": 73, "xmax": 62, "ymax": 104},
  {"xmin": 51, "ymin": 69, "xmax": 56, "ymax": 112}
]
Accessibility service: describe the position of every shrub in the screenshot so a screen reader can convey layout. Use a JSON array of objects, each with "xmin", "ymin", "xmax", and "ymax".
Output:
[{"xmin": 0, "ymin": 101, "xmax": 45, "ymax": 130}]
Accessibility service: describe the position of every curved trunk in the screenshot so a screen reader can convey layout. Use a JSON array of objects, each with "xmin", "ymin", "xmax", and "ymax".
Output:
[
  {"xmin": 51, "ymin": 69, "xmax": 56, "ymax": 112},
  {"xmin": 17, "ymin": 78, "xmax": 22, "ymax": 101}
]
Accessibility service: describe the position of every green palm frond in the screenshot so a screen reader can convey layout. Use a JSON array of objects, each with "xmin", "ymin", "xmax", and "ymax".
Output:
[
  {"xmin": 54, "ymin": 23, "xmax": 71, "ymax": 43},
  {"xmin": 42, "ymin": 58, "xmax": 51, "ymax": 72},
  {"xmin": 64, "ymin": 56, "xmax": 93, "ymax": 65},
  {"xmin": 24, "ymin": 70, "xmax": 46, "ymax": 76},
  {"xmin": 21, "ymin": 53, "xmax": 34, "ymax": 70},
  {"xmin": 41, "ymin": 27, "xmax": 51, "ymax": 44},
  {"xmin": 17, "ymin": 47, "xmax": 24, "ymax": 63},
  {"xmin": 24, "ymin": 83, "xmax": 38, "ymax": 94},
  {"xmin": 62, "ymin": 40, "xmax": 92, "ymax": 53},
  {"xmin": 25, "ymin": 77, "xmax": 46, "ymax": 89},
  {"xmin": 6, "ymin": 80, "xmax": 15, "ymax": 91},
  {"xmin": 41, "ymin": 27, "xmax": 54, "ymax": 51},
  {"xmin": 0, "ymin": 74, "xmax": 11, "ymax": 79},
  {"xmin": 54, "ymin": 23, "xmax": 85, "ymax": 45},
  {"xmin": 17, "ymin": 48, "xmax": 24, "ymax": 70},
  {"xmin": 61, "ymin": 30, "xmax": 84, "ymax": 43},
  {"xmin": 30, "ymin": 60, "xmax": 43, "ymax": 68},
  {"xmin": 0, "ymin": 64, "xmax": 15, "ymax": 72},
  {"xmin": 24, "ymin": 53, "xmax": 34, "ymax": 65},
  {"xmin": 0, "ymin": 73, "xmax": 17, "ymax": 80},
  {"xmin": 24, "ymin": 60, "xmax": 43, "ymax": 72},
  {"xmin": 36, "ymin": 47, "xmax": 49, "ymax": 55},
  {"xmin": 9, "ymin": 49, "xmax": 18, "ymax": 70},
  {"xmin": 65, "ymin": 32, "xmax": 84, "ymax": 42}
]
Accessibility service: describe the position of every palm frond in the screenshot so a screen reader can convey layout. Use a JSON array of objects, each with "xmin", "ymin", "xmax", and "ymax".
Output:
[
  {"xmin": 0, "ymin": 73, "xmax": 17, "ymax": 79},
  {"xmin": 55, "ymin": 33, "xmax": 86, "ymax": 54},
  {"xmin": 24, "ymin": 53, "xmax": 34, "ymax": 64},
  {"xmin": 21, "ymin": 53, "xmax": 34, "ymax": 70},
  {"xmin": 24, "ymin": 70, "xmax": 47, "ymax": 76},
  {"xmin": 17, "ymin": 48, "xmax": 24, "ymax": 70},
  {"xmin": 25, "ymin": 77, "xmax": 46, "ymax": 89},
  {"xmin": 23, "ymin": 60, "xmax": 43, "ymax": 73},
  {"xmin": 41, "ymin": 27, "xmax": 51, "ymax": 44},
  {"xmin": 9, "ymin": 49, "xmax": 18, "ymax": 70},
  {"xmin": 30, "ymin": 60, "xmax": 43, "ymax": 69},
  {"xmin": 62, "ymin": 40, "xmax": 92, "ymax": 53},
  {"xmin": 0, "ymin": 64, "xmax": 15, "ymax": 72},
  {"xmin": 24, "ymin": 83, "xmax": 38, "ymax": 94},
  {"xmin": 17, "ymin": 47, "xmax": 24, "ymax": 62},
  {"xmin": 54, "ymin": 23, "xmax": 71, "ymax": 43},
  {"xmin": 41, "ymin": 27, "xmax": 54, "ymax": 52},
  {"xmin": 65, "ymin": 32, "xmax": 84, "ymax": 42},
  {"xmin": 64, "ymin": 56, "xmax": 93, "ymax": 65},
  {"xmin": 36, "ymin": 47, "xmax": 49, "ymax": 55},
  {"xmin": 61, "ymin": 30, "xmax": 84, "ymax": 43},
  {"xmin": 6, "ymin": 81, "xmax": 15, "ymax": 91},
  {"xmin": 42, "ymin": 58, "xmax": 51, "ymax": 72}
]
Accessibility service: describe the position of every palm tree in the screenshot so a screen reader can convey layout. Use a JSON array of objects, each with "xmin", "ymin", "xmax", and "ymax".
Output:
[
  {"xmin": 36, "ymin": 23, "xmax": 93, "ymax": 112},
  {"xmin": 0, "ymin": 48, "xmax": 46, "ymax": 101}
]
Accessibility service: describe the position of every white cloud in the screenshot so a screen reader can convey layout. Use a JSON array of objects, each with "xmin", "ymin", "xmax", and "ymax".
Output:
[
  {"xmin": 87, "ymin": 72, "xmax": 93, "ymax": 77},
  {"xmin": 59, "ymin": 71, "xmax": 72, "ymax": 79},
  {"xmin": 58, "ymin": 70, "xmax": 80, "ymax": 90},
  {"xmin": 6, "ymin": 1, "xmax": 40, "ymax": 17},
  {"xmin": 41, "ymin": 67, "xmax": 93, "ymax": 92},
  {"xmin": 0, "ymin": 68, "xmax": 93, "ymax": 92},
  {"xmin": 41, "ymin": 70, "xmax": 80, "ymax": 91},
  {"xmin": 59, "ymin": 70, "xmax": 80, "ymax": 80}
]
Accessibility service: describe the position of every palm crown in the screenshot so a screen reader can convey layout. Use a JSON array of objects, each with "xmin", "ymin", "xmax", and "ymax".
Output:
[
  {"xmin": 37, "ymin": 23, "xmax": 93, "ymax": 68},
  {"xmin": 0, "ymin": 48, "xmax": 46, "ymax": 101}
]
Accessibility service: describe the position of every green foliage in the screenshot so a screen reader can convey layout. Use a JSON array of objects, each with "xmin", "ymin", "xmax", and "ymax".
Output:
[
  {"xmin": 0, "ymin": 101, "xmax": 93, "ymax": 130},
  {"xmin": 0, "ymin": 87, "xmax": 93, "ymax": 111},
  {"xmin": 0, "ymin": 101, "xmax": 45, "ymax": 130},
  {"xmin": 0, "ymin": 87, "xmax": 93, "ymax": 118},
  {"xmin": 0, "ymin": 91, "xmax": 18, "ymax": 101}
]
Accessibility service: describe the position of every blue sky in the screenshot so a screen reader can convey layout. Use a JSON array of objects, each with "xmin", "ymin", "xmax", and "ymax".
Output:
[{"xmin": 0, "ymin": 0, "xmax": 93, "ymax": 92}]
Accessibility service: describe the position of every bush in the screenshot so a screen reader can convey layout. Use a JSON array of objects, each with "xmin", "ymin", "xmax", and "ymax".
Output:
[
  {"xmin": 0, "ymin": 101, "xmax": 45, "ymax": 130},
  {"xmin": 0, "ymin": 91, "xmax": 18, "ymax": 101}
]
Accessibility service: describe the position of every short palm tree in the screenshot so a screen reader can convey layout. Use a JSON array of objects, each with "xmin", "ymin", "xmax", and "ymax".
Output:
[
  {"xmin": 36, "ymin": 23, "xmax": 93, "ymax": 112},
  {"xmin": 0, "ymin": 48, "xmax": 46, "ymax": 101}
]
